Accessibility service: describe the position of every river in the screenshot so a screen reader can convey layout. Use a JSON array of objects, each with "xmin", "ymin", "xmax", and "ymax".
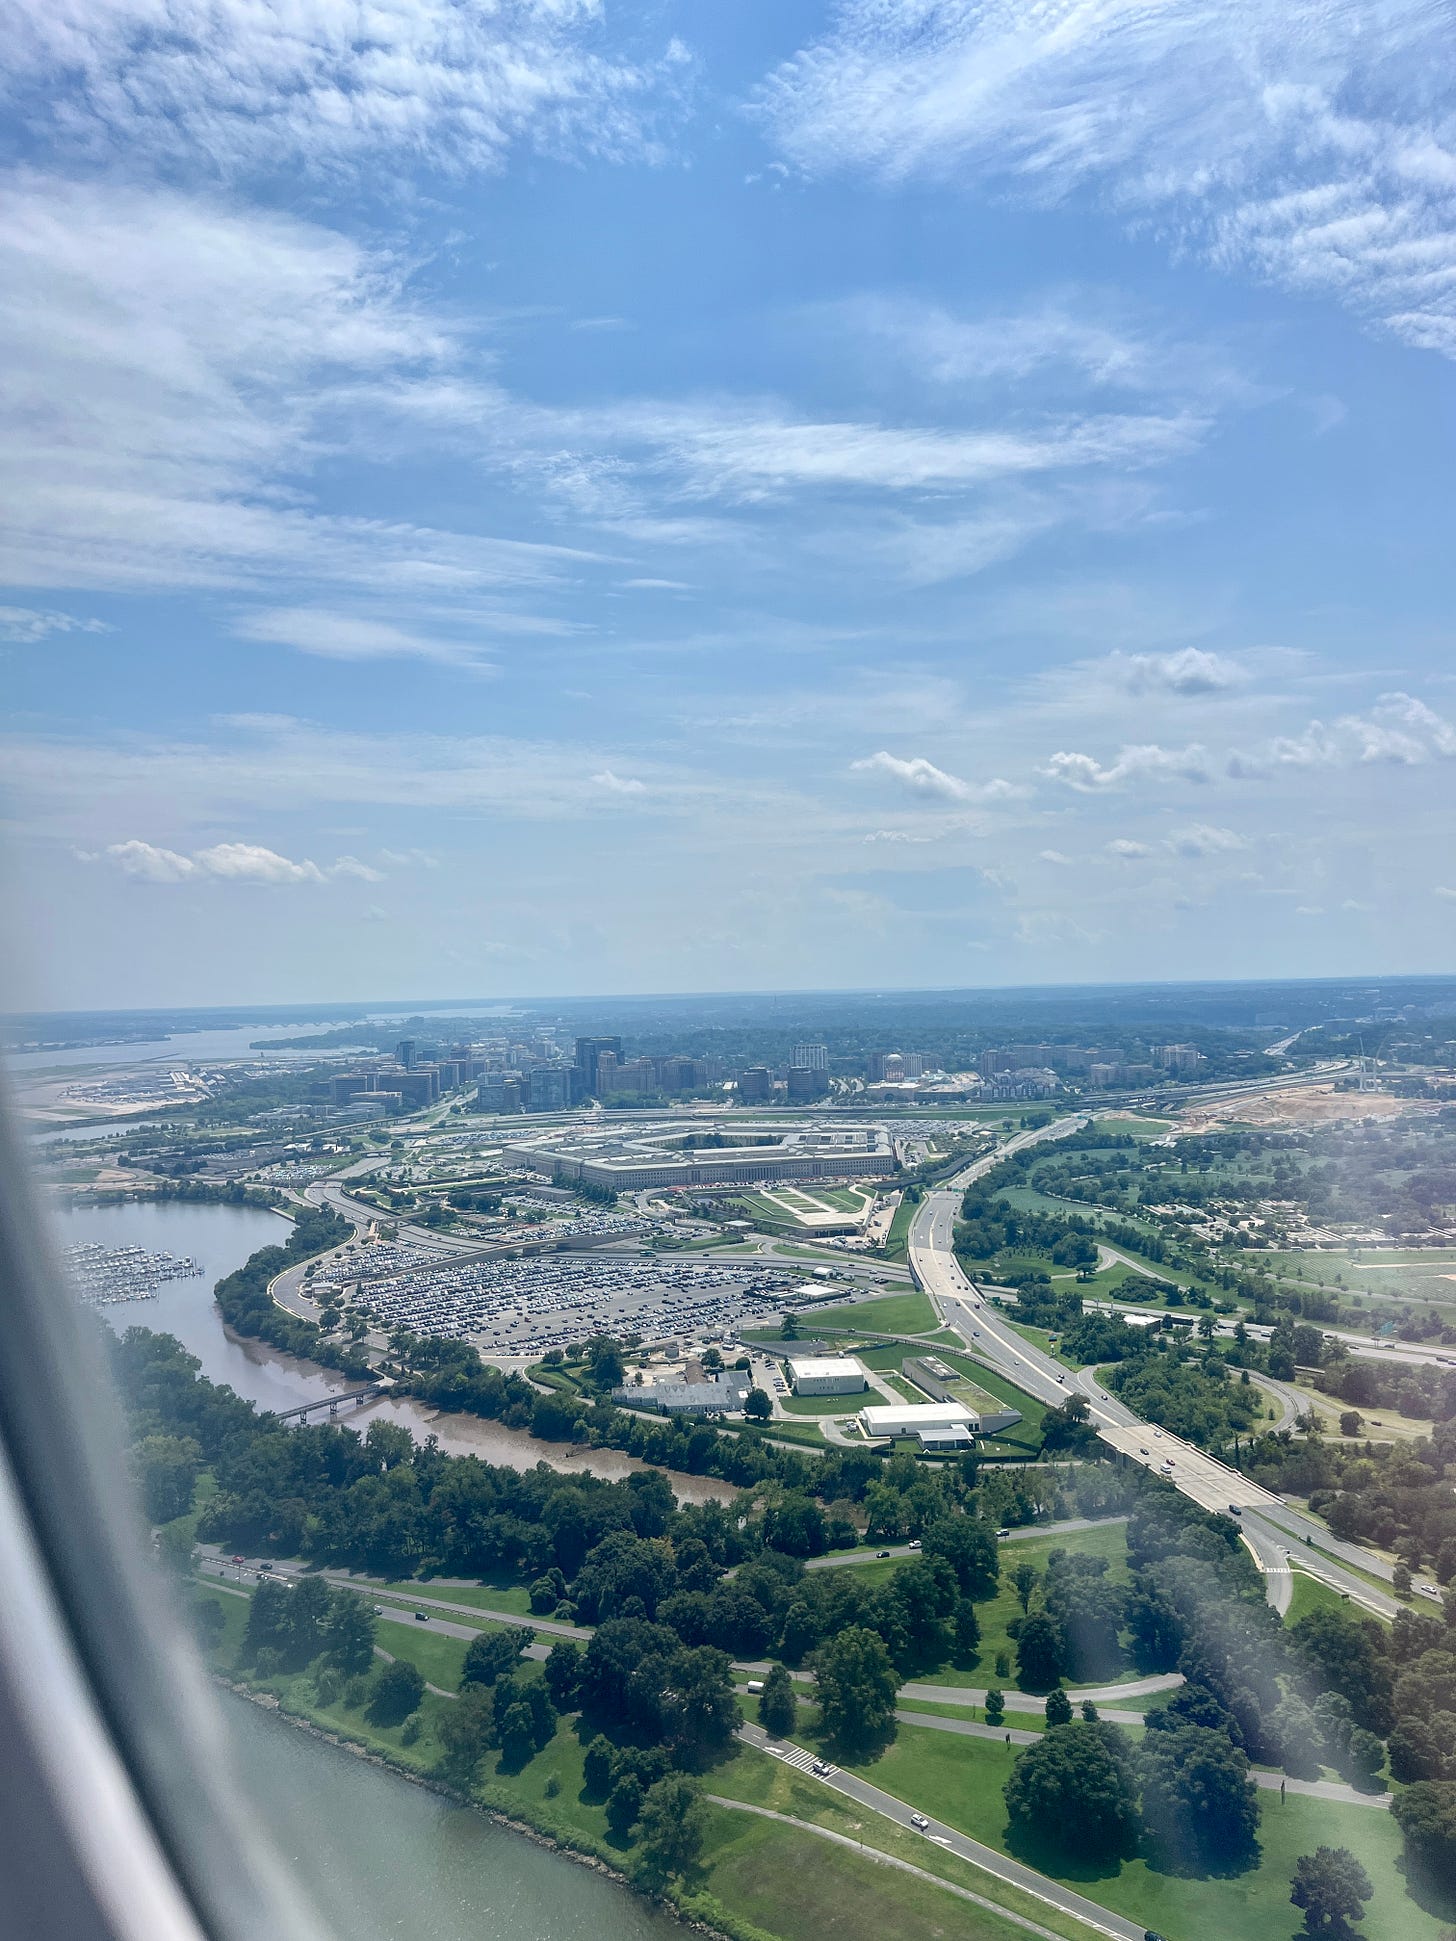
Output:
[
  {"xmin": 219, "ymin": 1686, "xmax": 682, "ymax": 1941},
  {"xmin": 46, "ymin": 1196, "xmax": 732, "ymax": 1500}
]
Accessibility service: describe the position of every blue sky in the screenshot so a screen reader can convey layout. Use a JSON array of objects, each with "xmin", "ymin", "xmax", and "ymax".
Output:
[{"xmin": 3, "ymin": 0, "xmax": 1456, "ymax": 1010}]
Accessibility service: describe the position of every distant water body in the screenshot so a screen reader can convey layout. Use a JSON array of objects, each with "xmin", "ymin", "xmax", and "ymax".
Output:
[{"xmin": 48, "ymin": 1198, "xmax": 731, "ymax": 1501}]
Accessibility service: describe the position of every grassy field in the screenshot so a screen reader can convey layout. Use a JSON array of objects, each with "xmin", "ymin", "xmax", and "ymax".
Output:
[
  {"xmin": 709, "ymin": 1746, "xmax": 1091, "ymax": 1941},
  {"xmin": 779, "ymin": 1390, "xmax": 863, "ymax": 1416},
  {"xmin": 881, "ymin": 1192, "xmax": 917, "ymax": 1262},
  {"xmin": 1283, "ymin": 1571, "xmax": 1354, "ymax": 1628},
  {"xmin": 807, "ymin": 1289, "xmax": 938, "ymax": 1334},
  {"xmin": 378, "ymin": 1575, "xmax": 542, "ymax": 1619},
  {"xmin": 836, "ymin": 1723, "xmax": 1443, "ymax": 1941}
]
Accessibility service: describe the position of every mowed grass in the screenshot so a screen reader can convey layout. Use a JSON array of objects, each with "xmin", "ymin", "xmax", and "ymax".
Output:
[
  {"xmin": 840, "ymin": 1724, "xmax": 1445, "ymax": 1941},
  {"xmin": 700, "ymin": 1808, "xmax": 1037, "ymax": 1941},
  {"xmin": 709, "ymin": 1747, "xmax": 1090, "ymax": 1941},
  {"xmin": 1284, "ymin": 1571, "xmax": 1360, "ymax": 1628},
  {"xmin": 376, "ymin": 1576, "xmax": 542, "ymax": 1620},
  {"xmin": 810, "ymin": 1290, "xmax": 938, "ymax": 1334}
]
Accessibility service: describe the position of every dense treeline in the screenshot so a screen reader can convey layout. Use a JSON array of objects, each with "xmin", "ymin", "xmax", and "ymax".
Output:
[{"xmin": 211, "ymin": 1204, "xmax": 370, "ymax": 1376}]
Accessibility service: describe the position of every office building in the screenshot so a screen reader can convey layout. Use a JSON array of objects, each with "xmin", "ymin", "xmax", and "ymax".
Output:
[
  {"xmin": 791, "ymin": 1043, "xmax": 829, "ymax": 1072},
  {"xmin": 786, "ymin": 1065, "xmax": 830, "ymax": 1102},
  {"xmin": 791, "ymin": 1356, "xmax": 867, "ymax": 1396},
  {"xmin": 1154, "ymin": 1043, "xmax": 1204, "ymax": 1075},
  {"xmin": 473, "ymin": 1073, "xmax": 524, "ymax": 1113},
  {"xmin": 736, "ymin": 1066, "xmax": 773, "ymax": 1102},
  {"xmin": 507, "ymin": 1119, "xmax": 895, "ymax": 1192},
  {"xmin": 527, "ymin": 1066, "xmax": 571, "ymax": 1112},
  {"xmin": 395, "ymin": 1038, "xmax": 418, "ymax": 1070},
  {"xmin": 574, "ymin": 1036, "xmax": 622, "ymax": 1097},
  {"xmin": 901, "ymin": 1053, "xmax": 925, "ymax": 1079}
]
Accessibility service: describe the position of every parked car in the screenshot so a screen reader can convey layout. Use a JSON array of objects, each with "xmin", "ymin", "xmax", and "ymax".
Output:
[{"xmin": 910, "ymin": 1813, "xmax": 930, "ymax": 1831}]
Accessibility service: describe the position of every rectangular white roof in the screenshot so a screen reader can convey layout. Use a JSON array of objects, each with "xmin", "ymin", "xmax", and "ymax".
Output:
[
  {"xmin": 792, "ymin": 1357, "xmax": 863, "ymax": 1380},
  {"xmin": 859, "ymin": 1402, "xmax": 977, "ymax": 1432}
]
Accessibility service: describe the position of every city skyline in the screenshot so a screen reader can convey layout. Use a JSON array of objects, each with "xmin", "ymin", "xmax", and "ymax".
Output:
[{"xmin": 4, "ymin": 3, "xmax": 1456, "ymax": 1009}]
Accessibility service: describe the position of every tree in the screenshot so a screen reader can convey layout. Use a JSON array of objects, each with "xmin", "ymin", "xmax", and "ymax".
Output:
[
  {"xmin": 367, "ymin": 1658, "xmax": 424, "ymax": 1726},
  {"xmin": 323, "ymin": 1590, "xmax": 377, "ymax": 1676},
  {"xmin": 284, "ymin": 1574, "xmax": 334, "ymax": 1667},
  {"xmin": 1081, "ymin": 1700, "xmax": 1099, "ymax": 1723},
  {"xmin": 243, "ymin": 1578, "xmax": 291, "ymax": 1664},
  {"xmin": 1045, "ymin": 1687, "xmax": 1073, "ymax": 1727},
  {"xmin": 1394, "ymin": 1564, "xmax": 1413, "ymax": 1600},
  {"xmin": 758, "ymin": 1664, "xmax": 798, "ymax": 1737},
  {"xmin": 1290, "ymin": 1847, "xmax": 1373, "ymax": 1938},
  {"xmin": 1014, "ymin": 1611, "xmax": 1066, "ymax": 1690},
  {"xmin": 637, "ymin": 1774, "xmax": 708, "ymax": 1883},
  {"xmin": 492, "ymin": 1676, "xmax": 556, "ymax": 1767},
  {"xmin": 131, "ymin": 1434, "xmax": 201, "ymax": 1524},
  {"xmin": 606, "ymin": 1773, "xmax": 644, "ymax": 1838},
  {"xmin": 583, "ymin": 1734, "xmax": 616, "ymax": 1797},
  {"xmin": 744, "ymin": 1388, "xmax": 772, "ymax": 1422},
  {"xmin": 1392, "ymin": 1781, "xmax": 1456, "ymax": 1884},
  {"xmin": 1345, "ymin": 1729, "xmax": 1385, "ymax": 1786},
  {"xmin": 437, "ymin": 1684, "xmax": 496, "ymax": 1786},
  {"xmin": 1003, "ymin": 1724, "xmax": 1140, "ymax": 1863},
  {"xmin": 984, "ymin": 1688, "xmax": 1005, "ymax": 1727},
  {"xmin": 921, "ymin": 1517, "xmax": 999, "ymax": 1599},
  {"xmin": 461, "ymin": 1625, "xmax": 534, "ymax": 1689},
  {"xmin": 814, "ymin": 1626, "xmax": 901, "ymax": 1754},
  {"xmin": 543, "ymin": 1639, "xmax": 582, "ymax": 1710},
  {"xmin": 1013, "ymin": 1561, "xmax": 1039, "ymax": 1612},
  {"xmin": 953, "ymin": 1599, "xmax": 982, "ymax": 1664},
  {"xmin": 1139, "ymin": 1724, "xmax": 1260, "ymax": 1870}
]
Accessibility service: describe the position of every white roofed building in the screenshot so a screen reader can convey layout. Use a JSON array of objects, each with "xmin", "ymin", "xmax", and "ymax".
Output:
[{"xmin": 790, "ymin": 1355, "xmax": 867, "ymax": 1395}]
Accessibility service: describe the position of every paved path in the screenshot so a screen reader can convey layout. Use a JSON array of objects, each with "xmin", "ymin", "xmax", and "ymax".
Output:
[
  {"xmin": 705, "ymin": 1798, "xmax": 1076, "ymax": 1941},
  {"xmin": 736, "ymin": 1721, "xmax": 1145, "ymax": 1941},
  {"xmin": 801, "ymin": 1514, "xmax": 1130, "ymax": 1572},
  {"xmin": 900, "ymin": 1672, "xmax": 1181, "ymax": 1710},
  {"xmin": 889, "ymin": 1710, "xmax": 1389, "ymax": 1805}
]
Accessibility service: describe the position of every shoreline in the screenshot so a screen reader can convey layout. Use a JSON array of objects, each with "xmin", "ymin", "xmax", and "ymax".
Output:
[{"xmin": 216, "ymin": 1677, "xmax": 738, "ymax": 1941}]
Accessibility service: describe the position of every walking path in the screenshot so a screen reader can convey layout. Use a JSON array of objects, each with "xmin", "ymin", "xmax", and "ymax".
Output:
[
  {"xmin": 705, "ymin": 1798, "xmax": 1080, "ymax": 1941},
  {"xmin": 736, "ymin": 1721, "xmax": 1146, "ymax": 1941}
]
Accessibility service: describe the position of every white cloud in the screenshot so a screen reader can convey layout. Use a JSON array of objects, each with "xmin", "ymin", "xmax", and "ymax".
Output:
[
  {"xmin": 1166, "ymin": 823, "xmax": 1248, "ymax": 856},
  {"xmin": 0, "ymin": 174, "xmax": 586, "ymax": 596},
  {"xmin": 233, "ymin": 609, "xmax": 493, "ymax": 667},
  {"xmin": 1038, "ymin": 848, "xmax": 1072, "ymax": 864},
  {"xmin": 1112, "ymin": 648, "xmax": 1241, "ymax": 695},
  {"xmin": 1106, "ymin": 838, "xmax": 1153, "ymax": 859},
  {"xmin": 1435, "ymin": 886, "xmax": 1456, "ymax": 901},
  {"xmin": 759, "ymin": 1, "xmax": 1456, "ymax": 356},
  {"xmin": 592, "ymin": 770, "xmax": 648, "ymax": 795},
  {"xmin": 1228, "ymin": 691, "xmax": 1456, "ymax": 775},
  {"xmin": 94, "ymin": 837, "xmax": 379, "ymax": 885},
  {"xmin": 0, "ymin": 604, "xmax": 110, "ymax": 642},
  {"xmin": 4, "ymin": 1, "xmax": 687, "ymax": 180},
  {"xmin": 863, "ymin": 829, "xmax": 933, "ymax": 844},
  {"xmin": 1045, "ymin": 742, "xmax": 1212, "ymax": 790},
  {"xmin": 851, "ymin": 749, "xmax": 1021, "ymax": 802}
]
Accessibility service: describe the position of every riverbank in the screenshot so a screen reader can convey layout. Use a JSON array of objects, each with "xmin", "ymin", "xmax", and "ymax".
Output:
[{"xmin": 197, "ymin": 1591, "xmax": 1049, "ymax": 1941}]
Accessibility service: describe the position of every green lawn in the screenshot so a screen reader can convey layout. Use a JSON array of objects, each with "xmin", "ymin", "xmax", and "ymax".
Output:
[
  {"xmin": 779, "ymin": 1390, "xmax": 864, "ymax": 1415},
  {"xmin": 1283, "ymin": 1572, "xmax": 1353, "ymax": 1627},
  {"xmin": 700, "ymin": 1806, "xmax": 1038, "ymax": 1941},
  {"xmin": 808, "ymin": 1290, "xmax": 938, "ymax": 1334},
  {"xmin": 839, "ymin": 1724, "xmax": 1444, "ymax": 1941},
  {"xmin": 881, "ymin": 1193, "xmax": 918, "ymax": 1262},
  {"xmin": 378, "ymin": 1575, "xmax": 542, "ymax": 1620},
  {"xmin": 709, "ymin": 1746, "xmax": 1090, "ymax": 1941},
  {"xmin": 372, "ymin": 1616, "xmax": 475, "ymax": 1689}
]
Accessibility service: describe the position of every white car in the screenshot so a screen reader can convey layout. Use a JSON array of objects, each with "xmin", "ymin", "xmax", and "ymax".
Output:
[{"xmin": 910, "ymin": 1813, "xmax": 931, "ymax": 1832}]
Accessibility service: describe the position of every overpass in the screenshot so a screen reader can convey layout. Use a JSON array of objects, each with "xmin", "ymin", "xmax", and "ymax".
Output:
[{"xmin": 906, "ymin": 1119, "xmax": 1408, "ymax": 1621}]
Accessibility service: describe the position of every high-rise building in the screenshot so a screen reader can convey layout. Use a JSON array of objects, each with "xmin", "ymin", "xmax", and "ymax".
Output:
[
  {"xmin": 473, "ymin": 1073, "xmax": 524, "ymax": 1113},
  {"xmin": 736, "ymin": 1066, "xmax": 773, "ymax": 1102},
  {"xmin": 527, "ymin": 1066, "xmax": 571, "ymax": 1112},
  {"xmin": 786, "ymin": 1065, "xmax": 830, "ymax": 1102},
  {"xmin": 902, "ymin": 1053, "xmax": 924, "ymax": 1079},
  {"xmin": 978, "ymin": 1048, "xmax": 1014, "ymax": 1076},
  {"xmin": 574, "ymin": 1036, "xmax": 622, "ymax": 1097},
  {"xmin": 791, "ymin": 1043, "xmax": 829, "ymax": 1071},
  {"xmin": 395, "ymin": 1038, "xmax": 417, "ymax": 1069}
]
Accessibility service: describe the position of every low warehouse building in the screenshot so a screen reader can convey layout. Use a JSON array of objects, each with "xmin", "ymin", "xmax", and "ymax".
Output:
[
  {"xmin": 858, "ymin": 1401, "xmax": 979, "ymax": 1441},
  {"xmin": 790, "ymin": 1355, "xmax": 868, "ymax": 1396}
]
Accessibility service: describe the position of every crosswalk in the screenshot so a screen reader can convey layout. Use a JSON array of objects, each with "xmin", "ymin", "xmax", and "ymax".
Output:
[{"xmin": 768, "ymin": 1742, "xmax": 831, "ymax": 1775}]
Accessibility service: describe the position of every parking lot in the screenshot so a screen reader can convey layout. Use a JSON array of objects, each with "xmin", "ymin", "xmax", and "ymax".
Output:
[{"xmin": 308, "ymin": 1249, "xmax": 799, "ymax": 1353}]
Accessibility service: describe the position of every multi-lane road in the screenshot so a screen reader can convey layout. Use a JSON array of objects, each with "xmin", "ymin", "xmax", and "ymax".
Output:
[{"xmin": 907, "ymin": 1124, "xmax": 1413, "ymax": 1621}]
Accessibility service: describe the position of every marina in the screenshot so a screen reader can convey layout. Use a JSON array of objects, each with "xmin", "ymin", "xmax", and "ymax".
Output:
[{"xmin": 62, "ymin": 1239, "xmax": 203, "ymax": 1304}]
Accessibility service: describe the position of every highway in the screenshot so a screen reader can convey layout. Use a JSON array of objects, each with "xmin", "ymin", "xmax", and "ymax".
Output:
[{"xmin": 907, "ymin": 1124, "xmax": 1410, "ymax": 1621}]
